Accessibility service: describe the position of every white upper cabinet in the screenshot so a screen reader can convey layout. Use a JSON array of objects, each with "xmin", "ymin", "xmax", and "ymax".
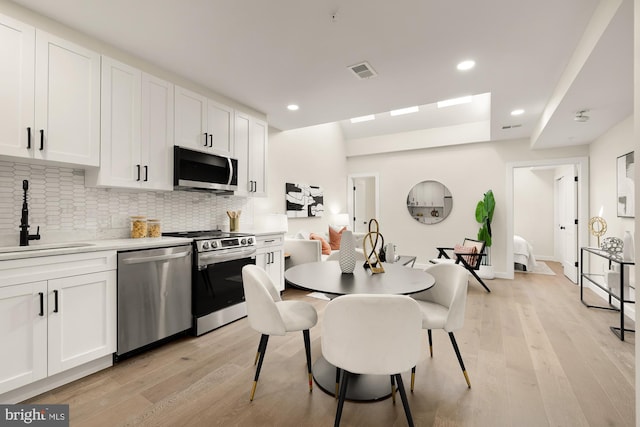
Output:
[
  {"xmin": 235, "ymin": 112, "xmax": 268, "ymax": 197},
  {"xmin": 140, "ymin": 73, "xmax": 174, "ymax": 191},
  {"xmin": 88, "ymin": 56, "xmax": 173, "ymax": 190},
  {"xmin": 175, "ymin": 85, "xmax": 234, "ymax": 157},
  {"xmin": 34, "ymin": 30, "xmax": 100, "ymax": 166},
  {"xmin": 94, "ymin": 56, "xmax": 142, "ymax": 187},
  {"xmin": 0, "ymin": 17, "xmax": 100, "ymax": 167},
  {"xmin": 0, "ymin": 14, "xmax": 34, "ymax": 159}
]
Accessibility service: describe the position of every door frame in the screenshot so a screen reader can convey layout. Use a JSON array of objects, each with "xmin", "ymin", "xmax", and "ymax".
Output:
[
  {"xmin": 347, "ymin": 173, "xmax": 379, "ymax": 231},
  {"xmin": 506, "ymin": 157, "xmax": 589, "ymax": 279}
]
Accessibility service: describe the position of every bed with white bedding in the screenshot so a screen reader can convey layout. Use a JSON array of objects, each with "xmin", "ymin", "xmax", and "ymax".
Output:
[{"xmin": 514, "ymin": 235, "xmax": 537, "ymax": 271}]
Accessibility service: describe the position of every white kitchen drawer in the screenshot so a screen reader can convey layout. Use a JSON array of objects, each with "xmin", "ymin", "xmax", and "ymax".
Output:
[
  {"xmin": 0, "ymin": 250, "xmax": 117, "ymax": 288},
  {"xmin": 255, "ymin": 234, "xmax": 284, "ymax": 249}
]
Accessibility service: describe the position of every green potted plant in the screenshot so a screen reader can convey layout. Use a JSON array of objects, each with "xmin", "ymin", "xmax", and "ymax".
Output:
[{"xmin": 475, "ymin": 190, "xmax": 495, "ymax": 279}]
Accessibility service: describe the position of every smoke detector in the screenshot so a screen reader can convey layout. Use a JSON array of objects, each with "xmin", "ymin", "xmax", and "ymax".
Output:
[
  {"xmin": 348, "ymin": 61, "xmax": 377, "ymax": 79},
  {"xmin": 574, "ymin": 110, "xmax": 590, "ymax": 122}
]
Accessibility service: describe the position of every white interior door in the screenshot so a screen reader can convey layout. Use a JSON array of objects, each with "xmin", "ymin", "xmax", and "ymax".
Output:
[
  {"xmin": 353, "ymin": 179, "xmax": 368, "ymax": 233},
  {"xmin": 557, "ymin": 173, "xmax": 578, "ymax": 282}
]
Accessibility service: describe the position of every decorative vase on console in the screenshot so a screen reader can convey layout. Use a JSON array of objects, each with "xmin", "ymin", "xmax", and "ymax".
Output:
[
  {"xmin": 339, "ymin": 230, "xmax": 357, "ymax": 274},
  {"xmin": 623, "ymin": 231, "xmax": 634, "ymax": 261}
]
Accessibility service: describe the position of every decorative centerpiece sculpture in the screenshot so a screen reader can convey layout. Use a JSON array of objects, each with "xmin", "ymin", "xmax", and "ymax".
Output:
[
  {"xmin": 600, "ymin": 236, "xmax": 623, "ymax": 254},
  {"xmin": 362, "ymin": 219, "xmax": 385, "ymax": 274},
  {"xmin": 588, "ymin": 216, "xmax": 607, "ymax": 247}
]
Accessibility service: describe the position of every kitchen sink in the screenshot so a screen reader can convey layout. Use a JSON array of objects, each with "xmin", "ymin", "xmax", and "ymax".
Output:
[{"xmin": 0, "ymin": 242, "xmax": 96, "ymax": 254}]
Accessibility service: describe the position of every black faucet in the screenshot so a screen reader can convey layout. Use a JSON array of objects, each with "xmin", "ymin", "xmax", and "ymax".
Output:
[{"xmin": 19, "ymin": 180, "xmax": 41, "ymax": 246}]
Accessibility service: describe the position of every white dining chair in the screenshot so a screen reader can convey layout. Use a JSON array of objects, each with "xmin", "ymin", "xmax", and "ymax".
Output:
[
  {"xmin": 242, "ymin": 264, "xmax": 318, "ymax": 401},
  {"xmin": 322, "ymin": 294, "xmax": 422, "ymax": 427},
  {"xmin": 410, "ymin": 262, "xmax": 471, "ymax": 390}
]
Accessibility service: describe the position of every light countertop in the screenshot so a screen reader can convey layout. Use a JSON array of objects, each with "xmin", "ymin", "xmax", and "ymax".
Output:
[{"xmin": 0, "ymin": 237, "xmax": 193, "ymax": 262}]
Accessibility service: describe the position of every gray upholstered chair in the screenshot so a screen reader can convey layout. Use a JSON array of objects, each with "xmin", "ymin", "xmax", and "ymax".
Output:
[
  {"xmin": 322, "ymin": 294, "xmax": 422, "ymax": 427},
  {"xmin": 430, "ymin": 237, "xmax": 490, "ymax": 292},
  {"xmin": 410, "ymin": 262, "xmax": 471, "ymax": 390},
  {"xmin": 242, "ymin": 264, "xmax": 318, "ymax": 401}
]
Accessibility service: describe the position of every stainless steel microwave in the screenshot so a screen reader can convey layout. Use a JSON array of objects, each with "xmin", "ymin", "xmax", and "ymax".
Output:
[{"xmin": 173, "ymin": 146, "xmax": 238, "ymax": 193}]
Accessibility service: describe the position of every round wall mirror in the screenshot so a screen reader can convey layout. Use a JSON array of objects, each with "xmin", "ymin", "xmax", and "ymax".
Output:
[{"xmin": 406, "ymin": 181, "xmax": 453, "ymax": 224}]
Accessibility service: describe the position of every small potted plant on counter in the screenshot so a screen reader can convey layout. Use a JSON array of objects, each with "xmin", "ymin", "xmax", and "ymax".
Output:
[{"xmin": 475, "ymin": 189, "xmax": 495, "ymax": 279}]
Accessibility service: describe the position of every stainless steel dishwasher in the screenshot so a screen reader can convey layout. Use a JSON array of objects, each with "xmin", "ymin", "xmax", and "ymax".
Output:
[{"xmin": 116, "ymin": 244, "xmax": 192, "ymax": 358}]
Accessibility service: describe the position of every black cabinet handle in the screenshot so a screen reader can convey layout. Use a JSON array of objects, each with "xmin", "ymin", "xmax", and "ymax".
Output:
[
  {"xmin": 38, "ymin": 292, "xmax": 44, "ymax": 316},
  {"xmin": 53, "ymin": 290, "xmax": 59, "ymax": 313},
  {"xmin": 209, "ymin": 134, "xmax": 213, "ymax": 147},
  {"xmin": 27, "ymin": 127, "xmax": 31, "ymax": 149},
  {"xmin": 136, "ymin": 165, "xmax": 141, "ymax": 181},
  {"xmin": 204, "ymin": 132, "xmax": 208, "ymax": 146},
  {"xmin": 39, "ymin": 129, "xmax": 44, "ymax": 150},
  {"xmin": 144, "ymin": 165, "xmax": 148, "ymax": 182}
]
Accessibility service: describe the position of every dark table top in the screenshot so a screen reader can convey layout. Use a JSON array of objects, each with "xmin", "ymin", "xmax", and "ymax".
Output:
[{"xmin": 284, "ymin": 260, "xmax": 434, "ymax": 295}]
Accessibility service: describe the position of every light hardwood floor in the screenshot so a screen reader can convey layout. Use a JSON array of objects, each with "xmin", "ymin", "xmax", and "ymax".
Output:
[{"xmin": 27, "ymin": 262, "xmax": 635, "ymax": 426}]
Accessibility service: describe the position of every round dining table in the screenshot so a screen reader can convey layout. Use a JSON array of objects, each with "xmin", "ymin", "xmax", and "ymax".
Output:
[{"xmin": 284, "ymin": 260, "xmax": 435, "ymax": 401}]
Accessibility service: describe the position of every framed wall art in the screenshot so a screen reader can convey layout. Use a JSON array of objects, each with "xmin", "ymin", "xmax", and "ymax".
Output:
[
  {"xmin": 617, "ymin": 151, "xmax": 635, "ymax": 218},
  {"xmin": 286, "ymin": 182, "xmax": 324, "ymax": 218}
]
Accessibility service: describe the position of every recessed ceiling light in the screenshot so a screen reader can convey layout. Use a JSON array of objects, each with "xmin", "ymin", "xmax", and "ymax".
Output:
[
  {"xmin": 457, "ymin": 60, "xmax": 475, "ymax": 71},
  {"xmin": 437, "ymin": 96, "xmax": 472, "ymax": 108},
  {"xmin": 287, "ymin": 104, "xmax": 299, "ymax": 111},
  {"xmin": 350, "ymin": 114, "xmax": 375, "ymax": 123},
  {"xmin": 511, "ymin": 109, "xmax": 524, "ymax": 116},
  {"xmin": 390, "ymin": 106, "xmax": 419, "ymax": 116}
]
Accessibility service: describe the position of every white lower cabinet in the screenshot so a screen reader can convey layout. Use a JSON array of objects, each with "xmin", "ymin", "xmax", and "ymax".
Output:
[
  {"xmin": 0, "ymin": 251, "xmax": 116, "ymax": 397},
  {"xmin": 256, "ymin": 233, "xmax": 284, "ymax": 292},
  {"xmin": 0, "ymin": 281, "xmax": 48, "ymax": 394},
  {"xmin": 47, "ymin": 271, "xmax": 116, "ymax": 375}
]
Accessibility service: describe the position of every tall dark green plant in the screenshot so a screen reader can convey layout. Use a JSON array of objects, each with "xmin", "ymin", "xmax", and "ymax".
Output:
[{"xmin": 475, "ymin": 190, "xmax": 495, "ymax": 265}]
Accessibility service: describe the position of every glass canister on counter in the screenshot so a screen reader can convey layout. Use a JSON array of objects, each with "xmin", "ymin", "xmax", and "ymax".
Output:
[
  {"xmin": 130, "ymin": 216, "xmax": 148, "ymax": 238},
  {"xmin": 147, "ymin": 219, "xmax": 162, "ymax": 238}
]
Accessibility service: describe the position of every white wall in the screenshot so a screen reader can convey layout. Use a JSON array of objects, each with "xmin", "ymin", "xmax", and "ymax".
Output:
[
  {"xmin": 257, "ymin": 122, "xmax": 348, "ymax": 234},
  {"xmin": 514, "ymin": 167, "xmax": 555, "ymax": 259},
  {"xmin": 590, "ymin": 115, "xmax": 635, "ymax": 241},
  {"xmin": 346, "ymin": 138, "xmax": 589, "ymax": 274}
]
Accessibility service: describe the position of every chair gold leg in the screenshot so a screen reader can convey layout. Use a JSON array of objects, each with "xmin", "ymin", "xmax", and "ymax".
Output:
[
  {"xmin": 308, "ymin": 373, "xmax": 313, "ymax": 392},
  {"xmin": 463, "ymin": 370, "xmax": 471, "ymax": 388},
  {"xmin": 254, "ymin": 351, "xmax": 260, "ymax": 365},
  {"xmin": 335, "ymin": 383, "xmax": 339, "ymax": 400},
  {"xmin": 250, "ymin": 381, "xmax": 258, "ymax": 401},
  {"xmin": 410, "ymin": 366, "xmax": 415, "ymax": 392}
]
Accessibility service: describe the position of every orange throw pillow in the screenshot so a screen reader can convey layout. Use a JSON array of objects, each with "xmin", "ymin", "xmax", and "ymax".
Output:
[
  {"xmin": 310, "ymin": 233, "xmax": 331, "ymax": 255},
  {"xmin": 329, "ymin": 226, "xmax": 347, "ymax": 250}
]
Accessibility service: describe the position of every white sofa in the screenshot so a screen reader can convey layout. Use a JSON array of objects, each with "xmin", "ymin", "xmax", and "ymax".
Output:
[{"xmin": 284, "ymin": 232, "xmax": 366, "ymax": 268}]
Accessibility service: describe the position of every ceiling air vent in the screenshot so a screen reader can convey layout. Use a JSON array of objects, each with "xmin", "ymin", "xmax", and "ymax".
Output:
[
  {"xmin": 502, "ymin": 124, "xmax": 522, "ymax": 130},
  {"xmin": 348, "ymin": 61, "xmax": 377, "ymax": 79}
]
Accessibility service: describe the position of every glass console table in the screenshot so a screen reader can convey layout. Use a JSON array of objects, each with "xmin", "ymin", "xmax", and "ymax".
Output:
[{"xmin": 580, "ymin": 247, "xmax": 635, "ymax": 341}]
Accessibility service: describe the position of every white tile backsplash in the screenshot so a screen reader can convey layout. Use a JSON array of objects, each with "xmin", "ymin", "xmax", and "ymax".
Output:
[{"xmin": 0, "ymin": 160, "xmax": 253, "ymax": 245}]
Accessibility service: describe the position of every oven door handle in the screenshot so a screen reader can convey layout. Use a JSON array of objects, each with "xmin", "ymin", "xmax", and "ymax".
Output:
[
  {"xmin": 198, "ymin": 248, "xmax": 256, "ymax": 266},
  {"xmin": 121, "ymin": 251, "xmax": 191, "ymax": 265}
]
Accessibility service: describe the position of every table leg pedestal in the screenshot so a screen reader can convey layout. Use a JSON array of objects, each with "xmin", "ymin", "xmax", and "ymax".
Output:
[{"xmin": 313, "ymin": 356, "xmax": 392, "ymax": 401}]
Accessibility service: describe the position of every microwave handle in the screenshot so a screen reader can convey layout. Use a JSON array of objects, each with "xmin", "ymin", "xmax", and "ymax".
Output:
[{"xmin": 227, "ymin": 157, "xmax": 234, "ymax": 185}]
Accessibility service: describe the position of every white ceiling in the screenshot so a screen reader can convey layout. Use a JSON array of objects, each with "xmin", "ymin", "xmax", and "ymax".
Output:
[{"xmin": 9, "ymin": 0, "xmax": 633, "ymax": 148}]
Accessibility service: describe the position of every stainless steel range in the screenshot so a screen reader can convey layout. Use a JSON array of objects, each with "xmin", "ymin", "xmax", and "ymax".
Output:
[{"xmin": 163, "ymin": 230, "xmax": 256, "ymax": 336}]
